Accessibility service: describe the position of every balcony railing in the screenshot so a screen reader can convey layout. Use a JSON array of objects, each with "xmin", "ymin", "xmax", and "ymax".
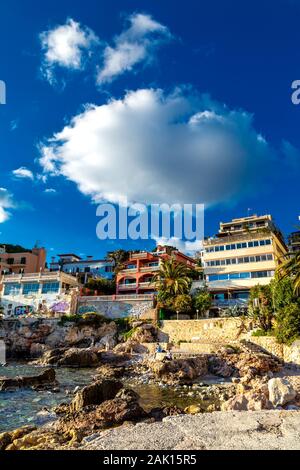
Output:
[
  {"xmin": 212, "ymin": 298, "xmax": 248, "ymax": 307},
  {"xmin": 140, "ymin": 265, "xmax": 159, "ymax": 272},
  {"xmin": 118, "ymin": 283, "xmax": 137, "ymax": 289}
]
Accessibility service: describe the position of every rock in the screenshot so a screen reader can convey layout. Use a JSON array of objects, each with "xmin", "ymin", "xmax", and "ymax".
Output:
[
  {"xmin": 221, "ymin": 395, "xmax": 248, "ymax": 411},
  {"xmin": 96, "ymin": 364, "xmax": 125, "ymax": 380},
  {"xmin": 58, "ymin": 348, "xmax": 100, "ymax": 367},
  {"xmin": 184, "ymin": 405, "xmax": 201, "ymax": 414},
  {"xmin": 150, "ymin": 356, "xmax": 208, "ymax": 384},
  {"xmin": 0, "ymin": 425, "xmax": 37, "ymax": 450},
  {"xmin": 0, "ymin": 368, "xmax": 56, "ymax": 391},
  {"xmin": 70, "ymin": 379, "xmax": 123, "ymax": 412},
  {"xmin": 268, "ymin": 378, "xmax": 297, "ymax": 407}
]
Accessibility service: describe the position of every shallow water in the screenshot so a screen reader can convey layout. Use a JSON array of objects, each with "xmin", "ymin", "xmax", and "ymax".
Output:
[
  {"xmin": 0, "ymin": 363, "xmax": 95, "ymax": 432},
  {"xmin": 0, "ymin": 363, "xmax": 223, "ymax": 433}
]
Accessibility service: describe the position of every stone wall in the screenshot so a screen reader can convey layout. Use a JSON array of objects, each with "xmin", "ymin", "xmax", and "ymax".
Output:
[
  {"xmin": 77, "ymin": 298, "xmax": 154, "ymax": 320},
  {"xmin": 249, "ymin": 336, "xmax": 300, "ymax": 366},
  {"xmin": 158, "ymin": 318, "xmax": 253, "ymax": 344}
]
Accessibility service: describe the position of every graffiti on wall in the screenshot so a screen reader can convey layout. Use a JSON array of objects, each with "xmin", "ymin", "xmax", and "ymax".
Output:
[
  {"xmin": 77, "ymin": 300, "xmax": 152, "ymax": 319},
  {"xmin": 14, "ymin": 305, "xmax": 33, "ymax": 316},
  {"xmin": 50, "ymin": 301, "xmax": 70, "ymax": 313}
]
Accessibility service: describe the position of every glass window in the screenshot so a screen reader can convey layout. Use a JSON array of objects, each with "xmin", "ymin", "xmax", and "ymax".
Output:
[
  {"xmin": 229, "ymin": 273, "xmax": 239, "ymax": 279},
  {"xmin": 215, "ymin": 246, "xmax": 220, "ymax": 252},
  {"xmin": 248, "ymin": 241, "xmax": 254, "ymax": 248},
  {"xmin": 219, "ymin": 274, "xmax": 228, "ymax": 280},
  {"xmin": 265, "ymin": 239, "xmax": 271, "ymax": 245},
  {"xmin": 259, "ymin": 240, "xmax": 265, "ymax": 246},
  {"xmin": 4, "ymin": 283, "xmax": 20, "ymax": 295},
  {"xmin": 231, "ymin": 258, "xmax": 237, "ymax": 264},
  {"xmin": 226, "ymin": 259, "xmax": 231, "ymax": 265},
  {"xmin": 42, "ymin": 282, "xmax": 60, "ymax": 293},
  {"xmin": 23, "ymin": 283, "xmax": 39, "ymax": 295},
  {"xmin": 244, "ymin": 257, "xmax": 249, "ymax": 263},
  {"xmin": 226, "ymin": 245, "xmax": 231, "ymax": 250},
  {"xmin": 238, "ymin": 258, "xmax": 243, "ymax": 264},
  {"xmin": 215, "ymin": 260, "xmax": 220, "ymax": 266},
  {"xmin": 249, "ymin": 256, "xmax": 255, "ymax": 262},
  {"xmin": 253, "ymin": 241, "xmax": 259, "ymax": 247},
  {"xmin": 236, "ymin": 243, "xmax": 242, "ymax": 249},
  {"xmin": 219, "ymin": 245, "xmax": 224, "ymax": 251},
  {"xmin": 240, "ymin": 272, "xmax": 250, "ymax": 278},
  {"xmin": 241, "ymin": 243, "xmax": 247, "ymax": 248}
]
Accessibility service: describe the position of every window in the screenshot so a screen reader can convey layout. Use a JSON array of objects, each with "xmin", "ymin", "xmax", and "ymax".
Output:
[
  {"xmin": 248, "ymin": 241, "xmax": 254, "ymax": 247},
  {"xmin": 241, "ymin": 243, "xmax": 247, "ymax": 248},
  {"xmin": 42, "ymin": 282, "xmax": 59, "ymax": 293},
  {"xmin": 226, "ymin": 245, "xmax": 231, "ymax": 250},
  {"xmin": 259, "ymin": 240, "xmax": 266, "ymax": 246},
  {"xmin": 22, "ymin": 283, "xmax": 39, "ymax": 295},
  {"xmin": 253, "ymin": 241, "xmax": 259, "ymax": 247},
  {"xmin": 240, "ymin": 272, "xmax": 250, "ymax": 278},
  {"xmin": 20, "ymin": 257, "xmax": 26, "ymax": 265},
  {"xmin": 265, "ymin": 239, "xmax": 271, "ymax": 245},
  {"xmin": 4, "ymin": 283, "xmax": 20, "ymax": 295}
]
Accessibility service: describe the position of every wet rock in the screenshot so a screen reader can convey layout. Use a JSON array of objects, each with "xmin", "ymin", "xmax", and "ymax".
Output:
[
  {"xmin": 70, "ymin": 379, "xmax": 123, "ymax": 412},
  {"xmin": 0, "ymin": 368, "xmax": 56, "ymax": 391},
  {"xmin": 268, "ymin": 378, "xmax": 297, "ymax": 407}
]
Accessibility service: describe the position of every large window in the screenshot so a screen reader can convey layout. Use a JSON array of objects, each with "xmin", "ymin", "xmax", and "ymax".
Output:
[
  {"xmin": 41, "ymin": 282, "xmax": 59, "ymax": 293},
  {"xmin": 208, "ymin": 270, "xmax": 274, "ymax": 281},
  {"xmin": 205, "ymin": 239, "xmax": 272, "ymax": 253},
  {"xmin": 4, "ymin": 283, "xmax": 20, "ymax": 295},
  {"xmin": 206, "ymin": 253, "xmax": 273, "ymax": 267},
  {"xmin": 22, "ymin": 283, "xmax": 39, "ymax": 295}
]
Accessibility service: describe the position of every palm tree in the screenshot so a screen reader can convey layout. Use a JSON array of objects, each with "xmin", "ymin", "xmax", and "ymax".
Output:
[
  {"xmin": 152, "ymin": 258, "xmax": 192, "ymax": 298},
  {"xmin": 277, "ymin": 251, "xmax": 300, "ymax": 294}
]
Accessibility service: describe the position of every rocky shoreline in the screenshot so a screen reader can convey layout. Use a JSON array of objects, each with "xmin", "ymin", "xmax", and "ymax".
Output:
[{"xmin": 1, "ymin": 321, "xmax": 300, "ymax": 450}]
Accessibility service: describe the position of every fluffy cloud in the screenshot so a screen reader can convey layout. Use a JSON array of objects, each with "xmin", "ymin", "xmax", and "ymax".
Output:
[
  {"xmin": 0, "ymin": 188, "xmax": 14, "ymax": 223},
  {"xmin": 39, "ymin": 87, "xmax": 274, "ymax": 207},
  {"xmin": 97, "ymin": 13, "xmax": 171, "ymax": 84},
  {"xmin": 40, "ymin": 18, "xmax": 99, "ymax": 84},
  {"xmin": 12, "ymin": 167, "xmax": 34, "ymax": 180}
]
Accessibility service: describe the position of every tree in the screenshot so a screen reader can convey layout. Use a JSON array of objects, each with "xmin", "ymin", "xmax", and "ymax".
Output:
[
  {"xmin": 173, "ymin": 294, "xmax": 193, "ymax": 313},
  {"xmin": 193, "ymin": 288, "xmax": 212, "ymax": 317},
  {"xmin": 152, "ymin": 258, "xmax": 192, "ymax": 298},
  {"xmin": 85, "ymin": 277, "xmax": 116, "ymax": 295},
  {"xmin": 275, "ymin": 303, "xmax": 300, "ymax": 345},
  {"xmin": 277, "ymin": 251, "xmax": 300, "ymax": 294},
  {"xmin": 248, "ymin": 284, "xmax": 274, "ymax": 332},
  {"xmin": 270, "ymin": 274, "xmax": 295, "ymax": 311},
  {"xmin": 105, "ymin": 249, "xmax": 130, "ymax": 275}
]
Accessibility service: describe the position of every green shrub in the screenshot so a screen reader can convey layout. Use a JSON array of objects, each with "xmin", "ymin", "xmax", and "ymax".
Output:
[
  {"xmin": 251, "ymin": 328, "xmax": 274, "ymax": 337},
  {"xmin": 122, "ymin": 327, "xmax": 138, "ymax": 341},
  {"xmin": 275, "ymin": 303, "xmax": 300, "ymax": 345}
]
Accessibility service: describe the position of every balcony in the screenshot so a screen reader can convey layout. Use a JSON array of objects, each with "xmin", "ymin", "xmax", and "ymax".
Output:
[
  {"xmin": 138, "ymin": 281, "xmax": 154, "ymax": 288},
  {"xmin": 140, "ymin": 265, "xmax": 159, "ymax": 272},
  {"xmin": 212, "ymin": 298, "xmax": 248, "ymax": 307},
  {"xmin": 118, "ymin": 283, "xmax": 137, "ymax": 290}
]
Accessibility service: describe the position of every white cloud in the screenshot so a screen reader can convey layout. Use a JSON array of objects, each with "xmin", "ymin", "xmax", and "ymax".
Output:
[
  {"xmin": 44, "ymin": 188, "xmax": 57, "ymax": 194},
  {"xmin": 154, "ymin": 236, "xmax": 203, "ymax": 255},
  {"xmin": 39, "ymin": 87, "xmax": 274, "ymax": 208},
  {"xmin": 40, "ymin": 18, "xmax": 99, "ymax": 84},
  {"xmin": 0, "ymin": 188, "xmax": 14, "ymax": 223},
  {"xmin": 97, "ymin": 13, "xmax": 171, "ymax": 84},
  {"xmin": 12, "ymin": 167, "xmax": 34, "ymax": 180}
]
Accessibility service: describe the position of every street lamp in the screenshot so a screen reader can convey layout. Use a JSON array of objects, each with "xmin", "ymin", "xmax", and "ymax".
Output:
[
  {"xmin": 196, "ymin": 309, "xmax": 199, "ymax": 320},
  {"xmin": 176, "ymin": 310, "xmax": 179, "ymax": 321}
]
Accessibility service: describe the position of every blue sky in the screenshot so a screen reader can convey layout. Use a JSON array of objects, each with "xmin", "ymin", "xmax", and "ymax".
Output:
[{"xmin": 0, "ymin": 0, "xmax": 299, "ymax": 261}]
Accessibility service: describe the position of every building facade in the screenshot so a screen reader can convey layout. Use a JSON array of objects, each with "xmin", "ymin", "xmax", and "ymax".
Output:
[
  {"xmin": 202, "ymin": 215, "xmax": 288, "ymax": 310},
  {"xmin": 49, "ymin": 254, "xmax": 114, "ymax": 282},
  {"xmin": 0, "ymin": 271, "xmax": 79, "ymax": 318},
  {"xmin": 0, "ymin": 245, "xmax": 46, "ymax": 275},
  {"xmin": 116, "ymin": 245, "xmax": 196, "ymax": 295},
  {"xmin": 288, "ymin": 231, "xmax": 300, "ymax": 254}
]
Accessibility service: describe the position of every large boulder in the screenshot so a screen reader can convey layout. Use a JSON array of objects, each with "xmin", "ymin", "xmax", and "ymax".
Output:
[
  {"xmin": 57, "ymin": 348, "xmax": 100, "ymax": 367},
  {"xmin": 70, "ymin": 379, "xmax": 123, "ymax": 412},
  {"xmin": 268, "ymin": 378, "xmax": 297, "ymax": 407},
  {"xmin": 151, "ymin": 356, "xmax": 208, "ymax": 384},
  {"xmin": 0, "ymin": 368, "xmax": 56, "ymax": 391}
]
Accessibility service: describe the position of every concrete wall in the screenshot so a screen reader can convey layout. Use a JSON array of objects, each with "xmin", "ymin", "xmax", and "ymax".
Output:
[
  {"xmin": 158, "ymin": 318, "xmax": 253, "ymax": 344},
  {"xmin": 77, "ymin": 297, "xmax": 154, "ymax": 320}
]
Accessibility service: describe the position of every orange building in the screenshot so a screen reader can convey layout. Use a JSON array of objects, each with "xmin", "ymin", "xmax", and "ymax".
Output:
[
  {"xmin": 0, "ymin": 245, "xmax": 46, "ymax": 275},
  {"xmin": 116, "ymin": 245, "xmax": 196, "ymax": 295}
]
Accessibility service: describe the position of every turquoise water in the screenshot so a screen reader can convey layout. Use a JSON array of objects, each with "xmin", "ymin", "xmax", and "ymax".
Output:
[{"xmin": 0, "ymin": 363, "xmax": 96, "ymax": 432}]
